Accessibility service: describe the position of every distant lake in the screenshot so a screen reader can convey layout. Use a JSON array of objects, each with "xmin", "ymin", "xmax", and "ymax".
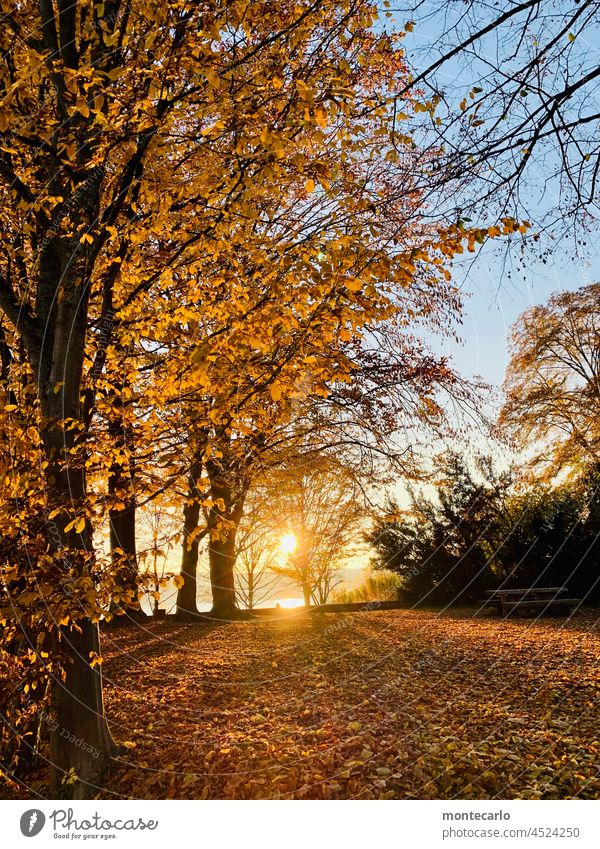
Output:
[{"xmin": 140, "ymin": 565, "xmax": 366, "ymax": 614}]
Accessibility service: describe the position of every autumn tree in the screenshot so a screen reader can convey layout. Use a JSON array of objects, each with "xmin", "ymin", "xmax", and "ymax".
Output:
[
  {"xmin": 266, "ymin": 454, "xmax": 365, "ymax": 606},
  {"xmin": 172, "ymin": 315, "xmax": 477, "ymax": 618},
  {"xmin": 0, "ymin": 0, "xmax": 404, "ymax": 795},
  {"xmin": 121, "ymin": 1, "xmax": 527, "ymax": 622},
  {"xmin": 500, "ymin": 282, "xmax": 600, "ymax": 475},
  {"xmin": 136, "ymin": 500, "xmax": 180, "ymax": 618},
  {"xmin": 0, "ymin": 0, "xmax": 523, "ymax": 795},
  {"xmin": 104, "ymin": 345, "xmax": 139, "ymax": 605},
  {"xmin": 234, "ymin": 499, "xmax": 283, "ymax": 611}
]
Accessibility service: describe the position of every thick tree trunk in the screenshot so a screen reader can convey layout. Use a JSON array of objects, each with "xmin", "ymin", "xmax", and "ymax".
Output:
[
  {"xmin": 49, "ymin": 619, "xmax": 120, "ymax": 798},
  {"xmin": 108, "ymin": 496, "xmax": 137, "ymax": 597},
  {"xmin": 204, "ymin": 451, "xmax": 247, "ymax": 618},
  {"xmin": 108, "ymin": 412, "xmax": 138, "ymax": 608},
  {"xmin": 209, "ymin": 532, "xmax": 238, "ymax": 618},
  {"xmin": 41, "ymin": 418, "xmax": 119, "ymax": 798},
  {"xmin": 176, "ymin": 456, "xmax": 203, "ymax": 618},
  {"xmin": 37, "ymin": 275, "xmax": 118, "ymax": 798},
  {"xmin": 107, "ymin": 368, "xmax": 138, "ymax": 609}
]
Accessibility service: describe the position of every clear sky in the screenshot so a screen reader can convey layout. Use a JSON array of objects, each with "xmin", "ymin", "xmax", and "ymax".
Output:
[
  {"xmin": 384, "ymin": 4, "xmax": 600, "ymax": 389},
  {"xmin": 392, "ymin": 13, "xmax": 600, "ymax": 390}
]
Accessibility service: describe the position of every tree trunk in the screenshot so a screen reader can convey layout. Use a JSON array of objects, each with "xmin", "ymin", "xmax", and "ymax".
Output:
[
  {"xmin": 107, "ymin": 386, "xmax": 138, "ymax": 609},
  {"xmin": 247, "ymin": 570, "xmax": 254, "ymax": 611},
  {"xmin": 176, "ymin": 455, "xmax": 203, "ymax": 618},
  {"xmin": 41, "ymin": 415, "xmax": 119, "ymax": 798},
  {"xmin": 295, "ymin": 551, "xmax": 311, "ymax": 608},
  {"xmin": 36, "ymin": 271, "xmax": 119, "ymax": 798},
  {"xmin": 302, "ymin": 581, "xmax": 312, "ymax": 608},
  {"xmin": 49, "ymin": 619, "xmax": 120, "ymax": 798},
  {"xmin": 209, "ymin": 532, "xmax": 238, "ymax": 618},
  {"xmin": 204, "ymin": 450, "xmax": 248, "ymax": 618}
]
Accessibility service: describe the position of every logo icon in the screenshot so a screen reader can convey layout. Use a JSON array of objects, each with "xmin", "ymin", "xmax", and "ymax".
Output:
[{"xmin": 20, "ymin": 810, "xmax": 46, "ymax": 837}]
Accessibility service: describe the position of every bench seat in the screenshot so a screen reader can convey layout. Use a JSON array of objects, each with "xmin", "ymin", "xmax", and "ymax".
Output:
[
  {"xmin": 503, "ymin": 597, "xmax": 580, "ymax": 609},
  {"xmin": 479, "ymin": 596, "xmax": 581, "ymax": 616}
]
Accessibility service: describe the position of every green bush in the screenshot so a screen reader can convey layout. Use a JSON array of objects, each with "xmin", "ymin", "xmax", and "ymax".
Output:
[{"xmin": 333, "ymin": 570, "xmax": 402, "ymax": 603}]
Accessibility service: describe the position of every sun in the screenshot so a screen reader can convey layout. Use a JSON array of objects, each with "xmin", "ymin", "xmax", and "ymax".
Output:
[{"xmin": 279, "ymin": 532, "xmax": 297, "ymax": 555}]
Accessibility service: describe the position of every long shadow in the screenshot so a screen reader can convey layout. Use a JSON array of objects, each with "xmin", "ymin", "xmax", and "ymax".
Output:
[{"xmin": 101, "ymin": 617, "xmax": 233, "ymax": 667}]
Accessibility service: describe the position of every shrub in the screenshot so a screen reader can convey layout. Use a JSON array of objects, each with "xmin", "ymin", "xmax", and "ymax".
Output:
[{"xmin": 333, "ymin": 570, "xmax": 402, "ymax": 603}]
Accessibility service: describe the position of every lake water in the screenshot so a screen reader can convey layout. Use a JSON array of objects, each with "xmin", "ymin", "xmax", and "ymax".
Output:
[{"xmin": 139, "ymin": 567, "xmax": 365, "ymax": 614}]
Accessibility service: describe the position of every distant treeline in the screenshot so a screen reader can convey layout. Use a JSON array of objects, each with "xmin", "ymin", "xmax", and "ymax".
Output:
[{"xmin": 369, "ymin": 455, "xmax": 600, "ymax": 606}]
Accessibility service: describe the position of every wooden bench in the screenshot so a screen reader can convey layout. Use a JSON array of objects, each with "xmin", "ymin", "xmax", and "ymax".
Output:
[{"xmin": 480, "ymin": 586, "xmax": 581, "ymax": 617}]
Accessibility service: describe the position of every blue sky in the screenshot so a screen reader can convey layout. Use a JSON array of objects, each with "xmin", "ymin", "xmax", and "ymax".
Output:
[
  {"xmin": 391, "ymin": 8, "xmax": 600, "ymax": 389},
  {"xmin": 435, "ymin": 244, "xmax": 600, "ymax": 388}
]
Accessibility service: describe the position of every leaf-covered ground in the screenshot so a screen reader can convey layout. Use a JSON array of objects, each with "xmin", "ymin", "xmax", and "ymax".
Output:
[{"xmin": 14, "ymin": 610, "xmax": 600, "ymax": 798}]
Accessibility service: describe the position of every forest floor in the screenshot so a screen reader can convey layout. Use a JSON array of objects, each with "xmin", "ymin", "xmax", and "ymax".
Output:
[{"xmin": 9, "ymin": 608, "xmax": 600, "ymax": 799}]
